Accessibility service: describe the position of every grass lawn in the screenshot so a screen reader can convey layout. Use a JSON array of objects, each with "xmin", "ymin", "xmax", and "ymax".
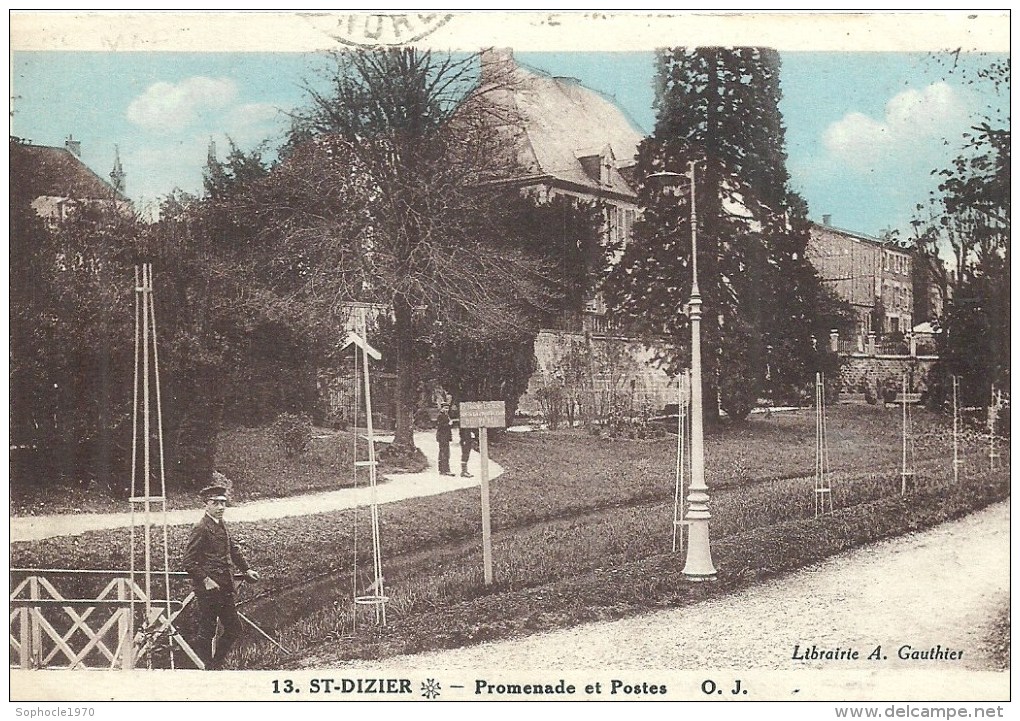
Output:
[
  {"xmin": 10, "ymin": 425, "xmax": 387, "ymax": 514},
  {"xmin": 9, "ymin": 405, "xmax": 1008, "ymax": 669},
  {"xmin": 10, "ymin": 404, "xmax": 982, "ymax": 516},
  {"xmin": 215, "ymin": 426, "xmax": 359, "ymax": 502}
]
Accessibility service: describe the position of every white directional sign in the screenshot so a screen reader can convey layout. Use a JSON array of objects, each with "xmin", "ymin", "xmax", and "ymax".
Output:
[
  {"xmin": 457, "ymin": 400, "xmax": 505, "ymax": 587},
  {"xmin": 459, "ymin": 401, "xmax": 506, "ymax": 428}
]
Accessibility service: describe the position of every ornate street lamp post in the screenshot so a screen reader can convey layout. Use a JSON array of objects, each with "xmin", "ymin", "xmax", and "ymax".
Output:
[{"xmin": 647, "ymin": 160, "xmax": 717, "ymax": 581}]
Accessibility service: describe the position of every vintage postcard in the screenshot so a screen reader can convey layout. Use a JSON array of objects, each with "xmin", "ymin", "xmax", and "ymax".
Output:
[{"xmin": 8, "ymin": 10, "xmax": 1010, "ymax": 715}]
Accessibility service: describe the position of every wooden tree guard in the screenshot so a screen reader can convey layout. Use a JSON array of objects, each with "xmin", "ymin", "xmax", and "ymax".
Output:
[
  {"xmin": 989, "ymin": 385, "xmax": 1001, "ymax": 470},
  {"xmin": 814, "ymin": 373, "xmax": 833, "ymax": 517},
  {"xmin": 900, "ymin": 373, "xmax": 917, "ymax": 494},
  {"xmin": 345, "ymin": 311, "xmax": 388, "ymax": 628},
  {"xmin": 130, "ymin": 262, "xmax": 177, "ymax": 668},
  {"xmin": 952, "ymin": 375, "xmax": 961, "ymax": 484}
]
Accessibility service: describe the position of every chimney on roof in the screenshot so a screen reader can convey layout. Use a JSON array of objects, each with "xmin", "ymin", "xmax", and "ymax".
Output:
[
  {"xmin": 480, "ymin": 47, "xmax": 515, "ymax": 86},
  {"xmin": 65, "ymin": 134, "xmax": 81, "ymax": 158},
  {"xmin": 822, "ymin": 214, "xmax": 832, "ymax": 227}
]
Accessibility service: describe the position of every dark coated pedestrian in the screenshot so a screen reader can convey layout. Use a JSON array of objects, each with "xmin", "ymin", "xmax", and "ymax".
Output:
[
  {"xmin": 183, "ymin": 483, "xmax": 259, "ymax": 669},
  {"xmin": 436, "ymin": 402, "xmax": 455, "ymax": 476}
]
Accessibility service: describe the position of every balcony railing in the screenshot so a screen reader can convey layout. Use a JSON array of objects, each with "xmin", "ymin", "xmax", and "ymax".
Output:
[
  {"xmin": 829, "ymin": 330, "xmax": 938, "ymax": 359},
  {"xmin": 541, "ymin": 311, "xmax": 622, "ymax": 336}
]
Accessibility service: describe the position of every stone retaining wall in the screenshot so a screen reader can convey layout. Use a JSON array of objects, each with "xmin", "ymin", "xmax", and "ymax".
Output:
[
  {"xmin": 517, "ymin": 330, "xmax": 675, "ymax": 421},
  {"xmin": 840, "ymin": 355, "xmax": 937, "ymax": 397}
]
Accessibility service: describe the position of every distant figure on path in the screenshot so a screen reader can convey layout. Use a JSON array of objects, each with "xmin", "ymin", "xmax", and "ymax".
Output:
[
  {"xmin": 436, "ymin": 402, "xmax": 455, "ymax": 476},
  {"xmin": 459, "ymin": 425, "xmax": 477, "ymax": 478},
  {"xmin": 183, "ymin": 483, "xmax": 260, "ymax": 669}
]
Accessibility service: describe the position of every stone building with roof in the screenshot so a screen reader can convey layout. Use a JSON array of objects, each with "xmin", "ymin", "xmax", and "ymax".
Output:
[
  {"xmin": 11, "ymin": 135, "xmax": 130, "ymax": 221},
  {"xmin": 806, "ymin": 216, "xmax": 913, "ymax": 339},
  {"xmin": 478, "ymin": 49, "xmax": 676, "ymax": 420},
  {"xmin": 480, "ymin": 48, "xmax": 643, "ymax": 333}
]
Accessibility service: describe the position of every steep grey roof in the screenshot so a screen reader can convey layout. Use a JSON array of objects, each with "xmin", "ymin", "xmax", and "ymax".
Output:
[
  {"xmin": 510, "ymin": 66, "xmax": 643, "ymax": 199},
  {"xmin": 11, "ymin": 141, "xmax": 127, "ymax": 202}
]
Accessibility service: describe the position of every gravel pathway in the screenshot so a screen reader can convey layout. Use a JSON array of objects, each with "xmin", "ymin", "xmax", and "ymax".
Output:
[
  {"xmin": 10, "ymin": 431, "xmax": 501, "ymax": 542},
  {"xmin": 340, "ymin": 501, "xmax": 1010, "ymax": 672}
]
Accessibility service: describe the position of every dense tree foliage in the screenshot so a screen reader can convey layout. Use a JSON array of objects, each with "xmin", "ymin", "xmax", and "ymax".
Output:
[
  {"xmin": 508, "ymin": 194, "xmax": 613, "ymax": 320},
  {"xmin": 935, "ymin": 129, "xmax": 1010, "ymax": 406},
  {"xmin": 427, "ymin": 194, "xmax": 608, "ymax": 426},
  {"xmin": 143, "ymin": 187, "xmax": 329, "ymax": 486},
  {"xmin": 913, "ymin": 55, "xmax": 1009, "ymax": 408},
  {"xmin": 9, "ymin": 137, "xmax": 332, "ymax": 492},
  {"xmin": 605, "ymin": 48, "xmax": 845, "ymax": 420},
  {"xmin": 10, "ymin": 147, "xmax": 137, "ymax": 486}
]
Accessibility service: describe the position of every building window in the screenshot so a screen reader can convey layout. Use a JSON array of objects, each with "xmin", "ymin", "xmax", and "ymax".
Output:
[
  {"xmin": 608, "ymin": 205, "xmax": 631, "ymax": 248},
  {"xmin": 623, "ymin": 208, "xmax": 635, "ymax": 247}
]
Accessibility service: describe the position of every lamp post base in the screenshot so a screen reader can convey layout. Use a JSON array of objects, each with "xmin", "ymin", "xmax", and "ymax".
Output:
[
  {"xmin": 683, "ymin": 574, "xmax": 717, "ymax": 583},
  {"xmin": 681, "ymin": 516, "xmax": 717, "ymax": 581}
]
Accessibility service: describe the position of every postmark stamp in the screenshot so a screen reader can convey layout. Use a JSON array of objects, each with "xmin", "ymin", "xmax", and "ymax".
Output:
[{"xmin": 298, "ymin": 11, "xmax": 454, "ymax": 48}]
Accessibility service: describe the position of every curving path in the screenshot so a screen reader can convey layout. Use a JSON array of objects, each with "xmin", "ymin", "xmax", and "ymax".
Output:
[
  {"xmin": 336, "ymin": 501, "xmax": 1010, "ymax": 673},
  {"xmin": 10, "ymin": 431, "xmax": 502, "ymax": 542}
]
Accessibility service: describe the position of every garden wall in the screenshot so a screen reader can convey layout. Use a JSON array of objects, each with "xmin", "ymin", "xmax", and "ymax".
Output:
[
  {"xmin": 840, "ymin": 355, "xmax": 937, "ymax": 396},
  {"xmin": 517, "ymin": 330, "xmax": 675, "ymax": 423}
]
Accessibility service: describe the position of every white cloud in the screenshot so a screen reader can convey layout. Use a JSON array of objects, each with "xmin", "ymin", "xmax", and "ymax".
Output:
[
  {"xmin": 822, "ymin": 82, "xmax": 967, "ymax": 171},
  {"xmin": 223, "ymin": 102, "xmax": 286, "ymax": 145},
  {"xmin": 127, "ymin": 77, "xmax": 238, "ymax": 132},
  {"xmin": 230, "ymin": 102, "xmax": 281, "ymax": 127}
]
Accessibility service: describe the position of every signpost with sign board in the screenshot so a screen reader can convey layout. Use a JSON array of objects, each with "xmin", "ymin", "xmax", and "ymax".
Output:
[{"xmin": 458, "ymin": 401, "xmax": 506, "ymax": 586}]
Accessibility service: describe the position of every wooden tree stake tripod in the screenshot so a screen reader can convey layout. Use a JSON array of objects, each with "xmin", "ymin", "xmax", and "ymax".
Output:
[
  {"xmin": 814, "ymin": 373, "xmax": 833, "ymax": 517},
  {"xmin": 128, "ymin": 262, "xmax": 177, "ymax": 668}
]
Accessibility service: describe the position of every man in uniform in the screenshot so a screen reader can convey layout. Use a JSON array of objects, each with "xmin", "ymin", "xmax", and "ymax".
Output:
[{"xmin": 183, "ymin": 483, "xmax": 259, "ymax": 669}]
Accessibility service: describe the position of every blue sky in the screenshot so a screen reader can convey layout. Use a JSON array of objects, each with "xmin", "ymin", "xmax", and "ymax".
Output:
[{"xmin": 11, "ymin": 50, "xmax": 1008, "ymax": 237}]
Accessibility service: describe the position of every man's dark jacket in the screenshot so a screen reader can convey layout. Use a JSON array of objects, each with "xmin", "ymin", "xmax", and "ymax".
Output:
[
  {"xmin": 183, "ymin": 514, "xmax": 250, "ymax": 592},
  {"xmin": 436, "ymin": 410, "xmax": 453, "ymax": 442}
]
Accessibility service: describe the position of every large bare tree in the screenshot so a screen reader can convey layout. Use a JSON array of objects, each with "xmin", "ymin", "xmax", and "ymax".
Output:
[{"xmin": 259, "ymin": 48, "xmax": 553, "ymax": 459}]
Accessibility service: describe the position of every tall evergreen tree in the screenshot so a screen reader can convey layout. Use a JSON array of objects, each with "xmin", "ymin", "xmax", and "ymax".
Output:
[{"xmin": 606, "ymin": 47, "xmax": 839, "ymax": 419}]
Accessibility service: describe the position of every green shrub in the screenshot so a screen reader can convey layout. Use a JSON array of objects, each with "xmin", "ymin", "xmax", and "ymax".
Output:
[
  {"xmin": 862, "ymin": 379, "xmax": 878, "ymax": 405},
  {"xmin": 271, "ymin": 412, "xmax": 313, "ymax": 457}
]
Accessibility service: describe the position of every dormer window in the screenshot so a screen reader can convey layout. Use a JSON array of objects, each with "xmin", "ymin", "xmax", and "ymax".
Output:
[
  {"xmin": 578, "ymin": 154, "xmax": 600, "ymax": 182},
  {"xmin": 576, "ymin": 144, "xmax": 617, "ymax": 187}
]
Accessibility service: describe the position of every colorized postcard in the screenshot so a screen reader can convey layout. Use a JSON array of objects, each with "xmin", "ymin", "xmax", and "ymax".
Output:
[{"xmin": 8, "ymin": 9, "xmax": 1011, "ymax": 716}]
